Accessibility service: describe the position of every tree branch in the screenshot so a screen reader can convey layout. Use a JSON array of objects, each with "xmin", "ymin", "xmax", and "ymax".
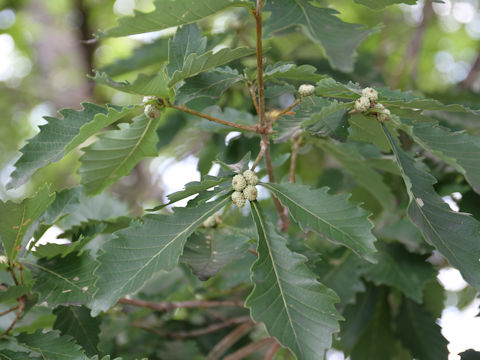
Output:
[
  {"xmin": 206, "ymin": 321, "xmax": 256, "ymax": 360},
  {"xmin": 0, "ymin": 296, "xmax": 25, "ymax": 339},
  {"xmin": 224, "ymin": 338, "xmax": 275, "ymax": 360},
  {"xmin": 289, "ymin": 131, "xmax": 301, "ymax": 183},
  {"xmin": 255, "ymin": 0, "xmax": 265, "ymax": 127},
  {"xmin": 118, "ymin": 298, "xmax": 245, "ymax": 312},
  {"xmin": 461, "ymin": 50, "xmax": 480, "ymax": 90},
  {"xmin": 248, "ymin": 81, "xmax": 260, "ymax": 115},
  {"xmin": 0, "ymin": 305, "xmax": 19, "ymax": 317}
]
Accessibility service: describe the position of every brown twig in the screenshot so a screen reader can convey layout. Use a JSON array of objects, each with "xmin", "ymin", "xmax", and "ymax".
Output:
[
  {"xmin": 0, "ymin": 305, "xmax": 19, "ymax": 317},
  {"xmin": 168, "ymin": 103, "xmax": 259, "ymax": 133},
  {"xmin": 289, "ymin": 131, "xmax": 301, "ymax": 183},
  {"xmin": 264, "ymin": 340, "xmax": 281, "ymax": 360},
  {"xmin": 255, "ymin": 0, "xmax": 265, "ymax": 127},
  {"xmin": 170, "ymin": 316, "xmax": 252, "ymax": 339},
  {"xmin": 248, "ymin": 81, "xmax": 260, "ymax": 115},
  {"xmin": 251, "ymin": 138, "xmax": 267, "ymax": 171},
  {"xmin": 206, "ymin": 321, "xmax": 256, "ymax": 360},
  {"xmin": 0, "ymin": 296, "xmax": 25, "ymax": 339},
  {"xmin": 118, "ymin": 298, "xmax": 245, "ymax": 312},
  {"xmin": 224, "ymin": 338, "xmax": 275, "ymax": 360},
  {"xmin": 275, "ymin": 98, "xmax": 301, "ymax": 120},
  {"xmin": 461, "ymin": 50, "xmax": 480, "ymax": 90},
  {"xmin": 248, "ymin": 248, "xmax": 259, "ymax": 256},
  {"xmin": 9, "ymin": 268, "xmax": 18, "ymax": 286}
]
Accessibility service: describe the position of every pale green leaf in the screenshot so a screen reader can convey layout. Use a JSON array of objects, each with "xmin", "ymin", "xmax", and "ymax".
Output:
[
  {"xmin": 354, "ymin": 0, "xmax": 417, "ymax": 9},
  {"xmin": 98, "ymin": 0, "xmax": 254, "ymax": 38},
  {"xmin": 181, "ymin": 227, "xmax": 250, "ymax": 280},
  {"xmin": 53, "ymin": 306, "xmax": 101, "ymax": 357},
  {"xmin": 395, "ymin": 298, "xmax": 448, "ymax": 360},
  {"xmin": 262, "ymin": 182, "xmax": 377, "ymax": 262},
  {"xmin": 8, "ymin": 104, "xmax": 135, "ymax": 189},
  {"xmin": 348, "ymin": 113, "xmax": 392, "ymax": 152},
  {"xmin": 0, "ymin": 186, "xmax": 55, "ymax": 261},
  {"xmin": 384, "ymin": 126, "xmax": 480, "ymax": 290},
  {"xmin": 24, "ymin": 252, "xmax": 98, "ymax": 306},
  {"xmin": 15, "ymin": 330, "xmax": 85, "ymax": 360},
  {"xmin": 263, "ymin": 62, "xmax": 325, "ymax": 82},
  {"xmin": 315, "ymin": 78, "xmax": 360, "ymax": 99},
  {"xmin": 92, "ymin": 71, "xmax": 170, "ymax": 97},
  {"xmin": 246, "ymin": 202, "xmax": 342, "ymax": 360},
  {"xmin": 91, "ymin": 196, "xmax": 230, "ymax": 316},
  {"xmin": 302, "ymin": 100, "xmax": 350, "ymax": 140},
  {"xmin": 169, "ymin": 47, "xmax": 255, "ymax": 86},
  {"xmin": 363, "ymin": 243, "xmax": 436, "ymax": 303},
  {"xmin": 317, "ymin": 140, "xmax": 395, "ymax": 211},
  {"xmin": 79, "ymin": 114, "xmax": 160, "ymax": 195},
  {"xmin": 264, "ymin": 0, "xmax": 374, "ymax": 72}
]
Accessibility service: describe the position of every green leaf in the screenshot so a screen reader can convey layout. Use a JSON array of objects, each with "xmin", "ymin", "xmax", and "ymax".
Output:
[
  {"xmin": 92, "ymin": 71, "xmax": 170, "ymax": 97},
  {"xmin": 15, "ymin": 330, "xmax": 85, "ymax": 360},
  {"xmin": 348, "ymin": 114, "xmax": 392, "ymax": 152},
  {"xmin": 354, "ymin": 0, "xmax": 417, "ymax": 10},
  {"xmin": 169, "ymin": 47, "xmax": 255, "ymax": 87},
  {"xmin": 79, "ymin": 114, "xmax": 160, "ymax": 195},
  {"xmin": 460, "ymin": 349, "xmax": 480, "ymax": 360},
  {"xmin": 261, "ymin": 182, "xmax": 377, "ymax": 262},
  {"xmin": 0, "ymin": 284, "xmax": 31, "ymax": 303},
  {"xmin": 395, "ymin": 298, "xmax": 448, "ymax": 360},
  {"xmin": 263, "ymin": 62, "xmax": 325, "ymax": 82},
  {"xmin": 246, "ymin": 202, "xmax": 341, "ymax": 360},
  {"xmin": 181, "ymin": 227, "xmax": 250, "ymax": 280},
  {"xmin": 98, "ymin": 0, "xmax": 254, "ymax": 38},
  {"xmin": 0, "ymin": 350, "xmax": 41, "ymax": 360},
  {"xmin": 53, "ymin": 306, "xmax": 101, "ymax": 357},
  {"xmin": 8, "ymin": 104, "xmax": 135, "ymax": 189},
  {"xmin": 302, "ymin": 100, "xmax": 350, "ymax": 140},
  {"xmin": 317, "ymin": 140, "xmax": 395, "ymax": 211},
  {"xmin": 264, "ymin": 0, "xmax": 374, "ymax": 72},
  {"xmin": 167, "ymin": 23, "xmax": 206, "ymax": 78},
  {"xmin": 0, "ymin": 186, "xmax": 55, "ymax": 261},
  {"xmin": 39, "ymin": 187, "xmax": 83, "ymax": 225},
  {"xmin": 24, "ymin": 252, "xmax": 98, "ymax": 306},
  {"xmin": 315, "ymin": 78, "xmax": 360, "ymax": 99},
  {"xmin": 384, "ymin": 125, "xmax": 480, "ymax": 290},
  {"xmin": 176, "ymin": 67, "xmax": 242, "ymax": 105},
  {"xmin": 363, "ymin": 243, "xmax": 436, "ymax": 303},
  {"xmin": 91, "ymin": 196, "xmax": 230, "ymax": 316}
]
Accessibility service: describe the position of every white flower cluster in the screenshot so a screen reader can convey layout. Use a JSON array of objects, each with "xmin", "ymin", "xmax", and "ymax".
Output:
[
  {"xmin": 298, "ymin": 84, "xmax": 316, "ymax": 97},
  {"xmin": 143, "ymin": 96, "xmax": 163, "ymax": 119},
  {"xmin": 354, "ymin": 87, "xmax": 391, "ymax": 122},
  {"xmin": 231, "ymin": 170, "xmax": 259, "ymax": 207},
  {"xmin": 202, "ymin": 213, "xmax": 222, "ymax": 228}
]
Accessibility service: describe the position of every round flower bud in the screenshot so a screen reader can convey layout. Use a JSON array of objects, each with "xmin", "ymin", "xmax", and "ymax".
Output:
[
  {"xmin": 232, "ymin": 191, "xmax": 246, "ymax": 208},
  {"xmin": 243, "ymin": 185, "xmax": 258, "ymax": 202},
  {"xmin": 0, "ymin": 255, "xmax": 7, "ymax": 264},
  {"xmin": 373, "ymin": 103, "xmax": 385, "ymax": 112},
  {"xmin": 144, "ymin": 104, "xmax": 162, "ymax": 119},
  {"xmin": 377, "ymin": 108, "xmax": 391, "ymax": 123},
  {"xmin": 361, "ymin": 87, "xmax": 378, "ymax": 101},
  {"xmin": 354, "ymin": 96, "xmax": 371, "ymax": 112},
  {"xmin": 202, "ymin": 214, "xmax": 217, "ymax": 228},
  {"xmin": 232, "ymin": 174, "xmax": 247, "ymax": 191},
  {"xmin": 298, "ymin": 84, "xmax": 316, "ymax": 97},
  {"xmin": 243, "ymin": 170, "xmax": 258, "ymax": 186}
]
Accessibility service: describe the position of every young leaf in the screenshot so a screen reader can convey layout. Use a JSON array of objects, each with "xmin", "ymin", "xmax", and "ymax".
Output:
[
  {"xmin": 395, "ymin": 298, "xmax": 448, "ymax": 360},
  {"xmin": 24, "ymin": 252, "xmax": 98, "ymax": 306},
  {"xmin": 261, "ymin": 182, "xmax": 377, "ymax": 262},
  {"xmin": 181, "ymin": 227, "xmax": 250, "ymax": 281},
  {"xmin": 0, "ymin": 186, "xmax": 55, "ymax": 261},
  {"xmin": 246, "ymin": 202, "xmax": 342, "ymax": 360},
  {"xmin": 363, "ymin": 243, "xmax": 436, "ymax": 303},
  {"xmin": 91, "ymin": 196, "xmax": 230, "ymax": 316},
  {"xmin": 15, "ymin": 330, "xmax": 85, "ymax": 360},
  {"xmin": 8, "ymin": 104, "xmax": 135, "ymax": 189},
  {"xmin": 384, "ymin": 125, "xmax": 480, "ymax": 290},
  {"xmin": 92, "ymin": 71, "xmax": 170, "ymax": 97},
  {"xmin": 317, "ymin": 140, "xmax": 395, "ymax": 211},
  {"xmin": 79, "ymin": 114, "xmax": 160, "ymax": 195},
  {"xmin": 263, "ymin": 62, "xmax": 325, "ymax": 82},
  {"xmin": 53, "ymin": 306, "xmax": 101, "ymax": 357},
  {"xmin": 302, "ymin": 100, "xmax": 350, "ymax": 141},
  {"xmin": 97, "ymin": 0, "xmax": 254, "ymax": 38},
  {"xmin": 168, "ymin": 47, "xmax": 255, "ymax": 87},
  {"xmin": 264, "ymin": 0, "xmax": 374, "ymax": 72}
]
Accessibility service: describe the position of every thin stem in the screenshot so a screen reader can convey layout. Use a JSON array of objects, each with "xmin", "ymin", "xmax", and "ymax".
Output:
[
  {"xmin": 264, "ymin": 340, "xmax": 281, "ymax": 360},
  {"xmin": 206, "ymin": 321, "xmax": 256, "ymax": 360},
  {"xmin": 462, "ymin": 50, "xmax": 480, "ymax": 89},
  {"xmin": 0, "ymin": 297, "xmax": 25, "ymax": 339},
  {"xmin": 289, "ymin": 131, "xmax": 301, "ymax": 183},
  {"xmin": 248, "ymin": 81, "xmax": 260, "ymax": 115},
  {"xmin": 251, "ymin": 138, "xmax": 267, "ymax": 171},
  {"xmin": 255, "ymin": 0, "xmax": 265, "ymax": 127},
  {"xmin": 0, "ymin": 305, "xmax": 19, "ymax": 317},
  {"xmin": 224, "ymin": 338, "xmax": 275, "ymax": 360},
  {"xmin": 248, "ymin": 248, "xmax": 259, "ymax": 256},
  {"xmin": 118, "ymin": 298, "xmax": 245, "ymax": 312},
  {"xmin": 169, "ymin": 316, "xmax": 252, "ymax": 339},
  {"xmin": 9, "ymin": 268, "xmax": 18, "ymax": 286},
  {"xmin": 274, "ymin": 98, "xmax": 301, "ymax": 123},
  {"xmin": 169, "ymin": 103, "xmax": 259, "ymax": 133}
]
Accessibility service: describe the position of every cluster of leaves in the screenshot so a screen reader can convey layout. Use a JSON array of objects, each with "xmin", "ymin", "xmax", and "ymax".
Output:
[{"xmin": 1, "ymin": 0, "xmax": 480, "ymax": 359}]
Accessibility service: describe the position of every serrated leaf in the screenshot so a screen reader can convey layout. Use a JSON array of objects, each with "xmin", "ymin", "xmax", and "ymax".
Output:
[
  {"xmin": 302, "ymin": 100, "xmax": 349, "ymax": 140},
  {"xmin": 317, "ymin": 140, "xmax": 395, "ymax": 211},
  {"xmin": 363, "ymin": 243, "xmax": 436, "ymax": 303},
  {"xmin": 263, "ymin": 62, "xmax": 325, "ymax": 82},
  {"xmin": 460, "ymin": 349, "xmax": 480, "ymax": 360},
  {"xmin": 0, "ymin": 284, "xmax": 31, "ymax": 303},
  {"xmin": 167, "ymin": 24, "xmax": 206, "ymax": 78},
  {"xmin": 0, "ymin": 186, "xmax": 55, "ymax": 262},
  {"xmin": 384, "ymin": 125, "xmax": 480, "ymax": 290},
  {"xmin": 265, "ymin": 1, "xmax": 374, "ymax": 72},
  {"xmin": 354, "ymin": 0, "xmax": 417, "ymax": 9},
  {"xmin": 91, "ymin": 196, "xmax": 230, "ymax": 316},
  {"xmin": 53, "ymin": 306, "xmax": 101, "ymax": 356},
  {"xmin": 348, "ymin": 114, "xmax": 392, "ymax": 152},
  {"xmin": 39, "ymin": 187, "xmax": 83, "ymax": 225},
  {"xmin": 246, "ymin": 202, "xmax": 341, "ymax": 360},
  {"xmin": 98, "ymin": 0, "xmax": 254, "ymax": 38},
  {"xmin": 395, "ymin": 298, "xmax": 448, "ymax": 360},
  {"xmin": 181, "ymin": 227, "xmax": 250, "ymax": 281},
  {"xmin": 169, "ymin": 47, "xmax": 255, "ymax": 87},
  {"xmin": 92, "ymin": 71, "xmax": 169, "ymax": 97},
  {"xmin": 315, "ymin": 78, "xmax": 360, "ymax": 99},
  {"xmin": 176, "ymin": 67, "xmax": 242, "ymax": 105},
  {"xmin": 79, "ymin": 114, "xmax": 160, "ymax": 195},
  {"xmin": 261, "ymin": 182, "xmax": 377, "ymax": 262},
  {"xmin": 15, "ymin": 330, "xmax": 85, "ymax": 360},
  {"xmin": 8, "ymin": 104, "xmax": 135, "ymax": 189},
  {"xmin": 24, "ymin": 252, "xmax": 98, "ymax": 306},
  {"xmin": 0, "ymin": 350, "xmax": 41, "ymax": 360}
]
